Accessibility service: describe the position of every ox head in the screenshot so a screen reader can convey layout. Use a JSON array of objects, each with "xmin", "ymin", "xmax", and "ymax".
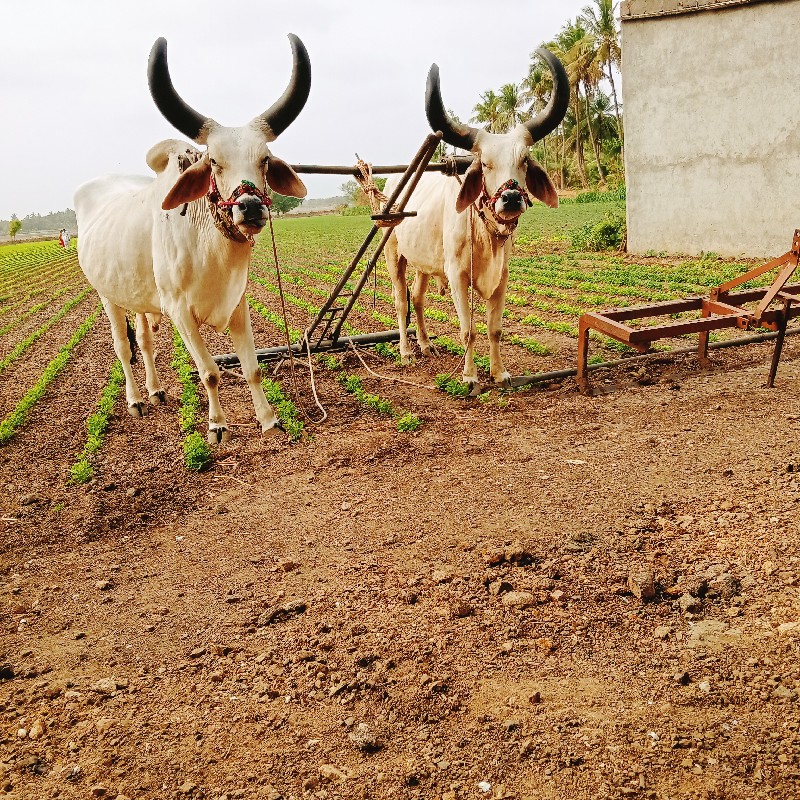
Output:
[
  {"xmin": 426, "ymin": 48, "xmax": 569, "ymax": 220},
  {"xmin": 147, "ymin": 34, "xmax": 310, "ymax": 234}
]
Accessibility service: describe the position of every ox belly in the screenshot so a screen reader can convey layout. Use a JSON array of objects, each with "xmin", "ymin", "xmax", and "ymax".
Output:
[
  {"xmin": 75, "ymin": 175, "xmax": 162, "ymax": 313},
  {"xmin": 386, "ymin": 174, "xmax": 449, "ymax": 281}
]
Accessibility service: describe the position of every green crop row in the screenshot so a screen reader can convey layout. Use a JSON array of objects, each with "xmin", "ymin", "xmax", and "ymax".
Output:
[
  {"xmin": 0, "ymin": 306, "xmax": 102, "ymax": 445},
  {"xmin": 262, "ymin": 379, "xmax": 304, "ymax": 441},
  {"xmin": 0, "ymin": 287, "xmax": 94, "ymax": 374},
  {"xmin": 171, "ymin": 327, "xmax": 213, "ymax": 471},
  {"xmin": 69, "ymin": 360, "xmax": 125, "ymax": 483},
  {"xmin": 320, "ymin": 354, "xmax": 422, "ymax": 432}
]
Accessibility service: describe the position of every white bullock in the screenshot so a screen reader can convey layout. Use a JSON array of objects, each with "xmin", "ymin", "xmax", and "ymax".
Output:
[
  {"xmin": 384, "ymin": 48, "xmax": 569, "ymax": 386},
  {"xmin": 75, "ymin": 35, "xmax": 310, "ymax": 442}
]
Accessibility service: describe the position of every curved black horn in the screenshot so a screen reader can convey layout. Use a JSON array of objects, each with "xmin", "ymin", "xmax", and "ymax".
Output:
[
  {"xmin": 256, "ymin": 34, "xmax": 311, "ymax": 139},
  {"xmin": 425, "ymin": 64, "xmax": 479, "ymax": 152},
  {"xmin": 525, "ymin": 47, "xmax": 570, "ymax": 142},
  {"xmin": 148, "ymin": 38, "xmax": 213, "ymax": 144}
]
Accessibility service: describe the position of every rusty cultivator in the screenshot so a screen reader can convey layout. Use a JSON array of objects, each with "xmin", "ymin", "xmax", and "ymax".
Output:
[{"xmin": 575, "ymin": 230, "xmax": 800, "ymax": 393}]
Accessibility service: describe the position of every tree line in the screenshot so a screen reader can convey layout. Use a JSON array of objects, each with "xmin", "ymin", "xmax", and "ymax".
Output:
[{"xmin": 468, "ymin": 0, "xmax": 622, "ymax": 190}]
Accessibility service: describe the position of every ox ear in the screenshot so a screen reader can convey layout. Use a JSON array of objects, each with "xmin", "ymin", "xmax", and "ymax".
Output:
[
  {"xmin": 265, "ymin": 156, "xmax": 307, "ymax": 199},
  {"xmin": 455, "ymin": 159, "xmax": 483, "ymax": 214},
  {"xmin": 161, "ymin": 155, "xmax": 212, "ymax": 210},
  {"xmin": 526, "ymin": 158, "xmax": 558, "ymax": 209}
]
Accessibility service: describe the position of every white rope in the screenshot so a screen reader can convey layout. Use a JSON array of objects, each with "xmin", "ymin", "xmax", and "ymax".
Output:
[{"xmin": 347, "ymin": 340, "xmax": 436, "ymax": 391}]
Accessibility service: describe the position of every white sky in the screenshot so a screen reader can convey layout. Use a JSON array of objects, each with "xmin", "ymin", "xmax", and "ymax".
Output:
[{"xmin": 0, "ymin": 0, "xmax": 593, "ymax": 220}]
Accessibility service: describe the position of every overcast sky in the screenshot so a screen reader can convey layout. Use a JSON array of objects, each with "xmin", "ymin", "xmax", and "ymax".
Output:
[{"xmin": 0, "ymin": 0, "xmax": 594, "ymax": 220}]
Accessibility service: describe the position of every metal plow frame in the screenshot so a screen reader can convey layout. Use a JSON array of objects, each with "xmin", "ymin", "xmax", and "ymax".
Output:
[{"xmin": 214, "ymin": 133, "xmax": 473, "ymax": 367}]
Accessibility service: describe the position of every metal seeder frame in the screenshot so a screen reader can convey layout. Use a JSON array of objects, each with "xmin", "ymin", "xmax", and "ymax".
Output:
[
  {"xmin": 575, "ymin": 229, "xmax": 800, "ymax": 394},
  {"xmin": 213, "ymin": 133, "xmax": 474, "ymax": 368}
]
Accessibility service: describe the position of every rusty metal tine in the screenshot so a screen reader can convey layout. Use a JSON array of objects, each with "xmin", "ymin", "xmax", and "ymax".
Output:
[{"xmin": 767, "ymin": 298, "xmax": 792, "ymax": 388}]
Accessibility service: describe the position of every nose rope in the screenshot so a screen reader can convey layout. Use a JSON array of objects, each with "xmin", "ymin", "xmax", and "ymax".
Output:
[
  {"xmin": 209, "ymin": 176, "xmax": 273, "ymax": 209},
  {"xmin": 483, "ymin": 177, "xmax": 532, "ymax": 210},
  {"xmin": 206, "ymin": 176, "xmax": 271, "ymax": 246},
  {"xmin": 475, "ymin": 177, "xmax": 530, "ymax": 242}
]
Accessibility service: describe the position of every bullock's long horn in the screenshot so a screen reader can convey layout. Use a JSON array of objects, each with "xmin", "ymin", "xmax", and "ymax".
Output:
[
  {"xmin": 148, "ymin": 38, "xmax": 214, "ymax": 144},
  {"xmin": 255, "ymin": 34, "xmax": 311, "ymax": 140},
  {"xmin": 525, "ymin": 47, "xmax": 570, "ymax": 142},
  {"xmin": 425, "ymin": 64, "xmax": 479, "ymax": 152}
]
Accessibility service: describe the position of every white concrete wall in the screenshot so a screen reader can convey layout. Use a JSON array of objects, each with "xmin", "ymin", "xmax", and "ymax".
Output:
[{"xmin": 622, "ymin": 0, "xmax": 800, "ymax": 257}]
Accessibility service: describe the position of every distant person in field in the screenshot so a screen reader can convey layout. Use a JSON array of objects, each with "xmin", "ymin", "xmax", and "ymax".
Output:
[
  {"xmin": 58, "ymin": 229, "xmax": 66, "ymax": 248},
  {"xmin": 63, "ymin": 229, "xmax": 71, "ymax": 249}
]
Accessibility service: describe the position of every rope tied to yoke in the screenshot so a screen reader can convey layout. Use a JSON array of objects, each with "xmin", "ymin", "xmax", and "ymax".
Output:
[{"xmin": 353, "ymin": 157, "xmax": 403, "ymax": 229}]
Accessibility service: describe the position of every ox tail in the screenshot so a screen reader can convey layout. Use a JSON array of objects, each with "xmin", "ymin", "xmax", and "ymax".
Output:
[{"xmin": 126, "ymin": 317, "xmax": 138, "ymax": 365}]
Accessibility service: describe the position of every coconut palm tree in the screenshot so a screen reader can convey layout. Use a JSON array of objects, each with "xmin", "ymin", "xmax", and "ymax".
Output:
[
  {"xmin": 471, "ymin": 90, "xmax": 502, "ymax": 133},
  {"xmin": 580, "ymin": 0, "xmax": 623, "ymax": 147},
  {"xmin": 567, "ymin": 26, "xmax": 606, "ymax": 183},
  {"xmin": 552, "ymin": 20, "xmax": 594, "ymax": 186},
  {"xmin": 496, "ymin": 83, "xmax": 527, "ymax": 133}
]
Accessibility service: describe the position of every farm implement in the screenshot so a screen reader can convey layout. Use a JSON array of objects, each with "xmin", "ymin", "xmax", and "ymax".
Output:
[
  {"xmin": 214, "ymin": 132, "xmax": 472, "ymax": 369},
  {"xmin": 575, "ymin": 230, "xmax": 800, "ymax": 393}
]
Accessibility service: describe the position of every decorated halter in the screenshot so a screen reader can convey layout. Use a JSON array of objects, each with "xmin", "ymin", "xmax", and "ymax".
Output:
[
  {"xmin": 208, "ymin": 176, "xmax": 272, "ymax": 209},
  {"xmin": 206, "ymin": 176, "xmax": 272, "ymax": 246},
  {"xmin": 476, "ymin": 178, "xmax": 532, "ymax": 242}
]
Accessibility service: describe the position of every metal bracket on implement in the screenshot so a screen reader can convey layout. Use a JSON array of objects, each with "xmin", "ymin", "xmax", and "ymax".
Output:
[{"xmin": 575, "ymin": 230, "xmax": 800, "ymax": 394}]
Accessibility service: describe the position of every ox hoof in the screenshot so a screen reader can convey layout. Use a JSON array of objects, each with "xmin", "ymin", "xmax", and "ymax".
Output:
[
  {"xmin": 419, "ymin": 345, "xmax": 432, "ymax": 358},
  {"xmin": 207, "ymin": 427, "xmax": 231, "ymax": 445},
  {"xmin": 492, "ymin": 373, "xmax": 512, "ymax": 389},
  {"xmin": 127, "ymin": 402, "xmax": 145, "ymax": 418},
  {"xmin": 149, "ymin": 391, "xmax": 166, "ymax": 406},
  {"xmin": 400, "ymin": 354, "xmax": 414, "ymax": 366},
  {"xmin": 262, "ymin": 421, "xmax": 286, "ymax": 439}
]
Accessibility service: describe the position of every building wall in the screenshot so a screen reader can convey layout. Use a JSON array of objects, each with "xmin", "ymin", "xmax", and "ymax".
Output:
[{"xmin": 622, "ymin": 0, "xmax": 800, "ymax": 256}]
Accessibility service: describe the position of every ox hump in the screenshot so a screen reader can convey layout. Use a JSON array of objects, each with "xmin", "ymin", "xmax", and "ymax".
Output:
[{"xmin": 146, "ymin": 139, "xmax": 202, "ymax": 174}]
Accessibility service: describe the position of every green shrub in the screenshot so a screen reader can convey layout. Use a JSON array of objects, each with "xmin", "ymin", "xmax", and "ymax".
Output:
[
  {"xmin": 571, "ymin": 210, "xmax": 626, "ymax": 252},
  {"xmin": 574, "ymin": 185, "xmax": 626, "ymax": 203},
  {"xmin": 340, "ymin": 206, "xmax": 372, "ymax": 217},
  {"xmin": 374, "ymin": 342, "xmax": 402, "ymax": 363}
]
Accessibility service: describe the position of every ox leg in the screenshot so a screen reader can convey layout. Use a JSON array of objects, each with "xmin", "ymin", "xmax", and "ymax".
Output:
[
  {"xmin": 449, "ymin": 273, "xmax": 479, "ymax": 386},
  {"xmin": 411, "ymin": 272, "xmax": 432, "ymax": 356},
  {"xmin": 228, "ymin": 295, "xmax": 282, "ymax": 437},
  {"xmin": 102, "ymin": 299, "xmax": 145, "ymax": 417},
  {"xmin": 486, "ymin": 280, "xmax": 510, "ymax": 386},
  {"xmin": 171, "ymin": 310, "xmax": 230, "ymax": 445},
  {"xmin": 385, "ymin": 237, "xmax": 413, "ymax": 364},
  {"xmin": 136, "ymin": 313, "xmax": 165, "ymax": 405}
]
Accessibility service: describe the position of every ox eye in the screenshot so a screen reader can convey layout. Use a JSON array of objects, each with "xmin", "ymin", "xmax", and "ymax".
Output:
[
  {"xmin": 261, "ymin": 156, "xmax": 269, "ymax": 168},
  {"xmin": 209, "ymin": 157, "xmax": 218, "ymax": 167}
]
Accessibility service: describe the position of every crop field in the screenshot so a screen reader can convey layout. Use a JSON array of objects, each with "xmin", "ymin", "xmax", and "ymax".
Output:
[
  {"xmin": 0, "ymin": 201, "xmax": 771, "ymax": 473},
  {"xmin": 2, "ymin": 203, "xmax": 800, "ymax": 800}
]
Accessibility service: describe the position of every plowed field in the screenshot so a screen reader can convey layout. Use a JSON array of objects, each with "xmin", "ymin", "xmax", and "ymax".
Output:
[{"xmin": 1, "ymin": 208, "xmax": 799, "ymax": 800}]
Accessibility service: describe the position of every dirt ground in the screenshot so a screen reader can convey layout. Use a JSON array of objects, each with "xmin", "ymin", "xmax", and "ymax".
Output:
[{"xmin": 1, "ymin": 331, "xmax": 800, "ymax": 800}]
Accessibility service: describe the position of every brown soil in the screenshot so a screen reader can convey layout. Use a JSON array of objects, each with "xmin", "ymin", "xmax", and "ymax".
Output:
[{"xmin": 1, "ymin": 328, "xmax": 800, "ymax": 800}]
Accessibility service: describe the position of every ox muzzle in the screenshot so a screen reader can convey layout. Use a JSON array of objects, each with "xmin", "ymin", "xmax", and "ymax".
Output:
[
  {"xmin": 210, "ymin": 177, "xmax": 271, "ymax": 232},
  {"xmin": 486, "ymin": 179, "xmax": 531, "ymax": 220}
]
